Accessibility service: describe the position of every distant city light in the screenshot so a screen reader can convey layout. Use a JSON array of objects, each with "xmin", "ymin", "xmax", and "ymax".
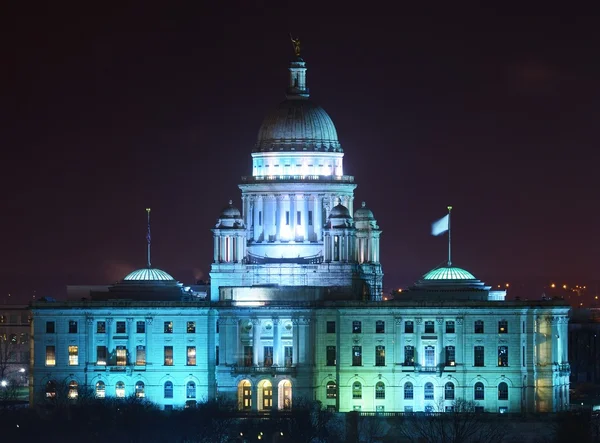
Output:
[
  {"xmin": 562, "ymin": 284, "xmax": 567, "ymax": 289},
  {"xmin": 19, "ymin": 368, "xmax": 25, "ymax": 373},
  {"xmin": 551, "ymin": 283, "xmax": 556, "ymax": 288},
  {"xmin": 505, "ymin": 283, "xmax": 510, "ymax": 288}
]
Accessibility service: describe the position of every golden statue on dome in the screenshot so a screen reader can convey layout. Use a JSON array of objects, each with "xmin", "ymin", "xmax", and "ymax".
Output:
[{"xmin": 289, "ymin": 34, "xmax": 301, "ymax": 57}]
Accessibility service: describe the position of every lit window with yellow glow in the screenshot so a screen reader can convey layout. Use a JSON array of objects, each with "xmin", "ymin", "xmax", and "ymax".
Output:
[
  {"xmin": 68, "ymin": 345, "xmax": 78, "ymax": 366},
  {"xmin": 45, "ymin": 345, "xmax": 56, "ymax": 366}
]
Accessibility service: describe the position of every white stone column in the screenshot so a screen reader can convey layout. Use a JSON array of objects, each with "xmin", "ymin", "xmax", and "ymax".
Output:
[
  {"xmin": 273, "ymin": 318, "xmax": 280, "ymax": 366},
  {"xmin": 127, "ymin": 318, "xmax": 134, "ymax": 365},
  {"xmin": 276, "ymin": 195, "xmax": 284, "ymax": 241},
  {"xmin": 213, "ymin": 235, "xmax": 219, "ymax": 263},
  {"xmin": 394, "ymin": 317, "xmax": 402, "ymax": 364},
  {"xmin": 252, "ymin": 319, "xmax": 260, "ymax": 366},
  {"xmin": 253, "ymin": 195, "xmax": 260, "ymax": 241},
  {"xmin": 290, "ymin": 194, "xmax": 296, "ymax": 240},
  {"xmin": 292, "ymin": 319, "xmax": 299, "ymax": 365},
  {"xmin": 106, "ymin": 318, "xmax": 113, "ymax": 362},
  {"xmin": 144, "ymin": 317, "xmax": 152, "ymax": 366},
  {"xmin": 259, "ymin": 195, "xmax": 265, "ymax": 241},
  {"xmin": 303, "ymin": 194, "xmax": 309, "ymax": 241}
]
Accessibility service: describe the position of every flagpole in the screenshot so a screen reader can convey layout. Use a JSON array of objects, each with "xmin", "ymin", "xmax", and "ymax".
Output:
[
  {"xmin": 146, "ymin": 208, "xmax": 152, "ymax": 267},
  {"xmin": 447, "ymin": 206, "xmax": 452, "ymax": 266}
]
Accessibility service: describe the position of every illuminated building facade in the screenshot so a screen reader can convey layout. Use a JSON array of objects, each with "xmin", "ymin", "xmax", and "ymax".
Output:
[{"xmin": 30, "ymin": 49, "xmax": 570, "ymax": 414}]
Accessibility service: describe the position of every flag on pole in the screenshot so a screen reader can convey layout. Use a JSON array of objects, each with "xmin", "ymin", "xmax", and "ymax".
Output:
[{"xmin": 431, "ymin": 214, "xmax": 449, "ymax": 236}]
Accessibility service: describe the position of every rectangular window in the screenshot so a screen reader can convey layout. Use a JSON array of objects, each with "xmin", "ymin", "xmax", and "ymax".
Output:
[
  {"xmin": 308, "ymin": 210, "xmax": 313, "ymax": 226},
  {"xmin": 446, "ymin": 321, "xmax": 455, "ymax": 334},
  {"xmin": 284, "ymin": 346, "xmax": 293, "ymax": 367},
  {"xmin": 68, "ymin": 345, "xmax": 78, "ymax": 366},
  {"xmin": 164, "ymin": 346, "xmax": 173, "ymax": 366},
  {"xmin": 216, "ymin": 346, "xmax": 219, "ymax": 366},
  {"xmin": 326, "ymin": 321, "xmax": 336, "ymax": 333},
  {"xmin": 97, "ymin": 346, "xmax": 107, "ymax": 365},
  {"xmin": 474, "ymin": 346, "xmax": 484, "ymax": 367},
  {"xmin": 326, "ymin": 346, "xmax": 336, "ymax": 366},
  {"xmin": 405, "ymin": 321, "xmax": 414, "ymax": 334},
  {"xmin": 69, "ymin": 320, "xmax": 78, "ymax": 334},
  {"xmin": 187, "ymin": 321, "xmax": 196, "ymax": 333},
  {"xmin": 474, "ymin": 320, "xmax": 484, "ymax": 333},
  {"xmin": 216, "ymin": 320, "xmax": 219, "ymax": 334},
  {"xmin": 164, "ymin": 321, "xmax": 173, "ymax": 333},
  {"xmin": 424, "ymin": 345, "xmax": 435, "ymax": 367},
  {"xmin": 244, "ymin": 345, "xmax": 253, "ymax": 367},
  {"xmin": 445, "ymin": 345, "xmax": 455, "ymax": 366},
  {"xmin": 404, "ymin": 345, "xmax": 415, "ymax": 365},
  {"xmin": 375, "ymin": 345, "xmax": 385, "ymax": 366},
  {"xmin": 136, "ymin": 345, "xmax": 146, "ymax": 365},
  {"xmin": 97, "ymin": 321, "xmax": 106, "ymax": 334},
  {"xmin": 264, "ymin": 346, "xmax": 273, "ymax": 367},
  {"xmin": 116, "ymin": 321, "xmax": 126, "ymax": 334},
  {"xmin": 522, "ymin": 345, "xmax": 525, "ymax": 367},
  {"xmin": 375, "ymin": 320, "xmax": 385, "ymax": 333},
  {"xmin": 352, "ymin": 321, "xmax": 362, "ymax": 334},
  {"xmin": 187, "ymin": 346, "xmax": 196, "ymax": 366},
  {"xmin": 498, "ymin": 346, "xmax": 508, "ymax": 367},
  {"xmin": 352, "ymin": 346, "xmax": 362, "ymax": 366},
  {"xmin": 424, "ymin": 321, "xmax": 435, "ymax": 333},
  {"xmin": 498, "ymin": 320, "xmax": 508, "ymax": 334},
  {"xmin": 285, "ymin": 211, "xmax": 290, "ymax": 225},
  {"xmin": 259, "ymin": 211, "xmax": 262, "ymax": 226},
  {"xmin": 297, "ymin": 211, "xmax": 301, "ymax": 225},
  {"xmin": 333, "ymin": 235, "xmax": 339, "ymax": 261},
  {"xmin": 116, "ymin": 346, "xmax": 127, "ymax": 366},
  {"xmin": 46, "ymin": 345, "xmax": 56, "ymax": 366},
  {"xmin": 136, "ymin": 321, "xmax": 145, "ymax": 333}
]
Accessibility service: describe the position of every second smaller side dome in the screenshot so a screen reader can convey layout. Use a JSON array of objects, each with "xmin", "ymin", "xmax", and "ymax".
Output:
[
  {"xmin": 354, "ymin": 201, "xmax": 374, "ymax": 220},
  {"xmin": 329, "ymin": 203, "xmax": 351, "ymax": 219},
  {"xmin": 220, "ymin": 200, "xmax": 241, "ymax": 219}
]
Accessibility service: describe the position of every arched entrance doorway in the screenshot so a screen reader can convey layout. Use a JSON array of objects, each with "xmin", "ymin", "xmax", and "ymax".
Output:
[
  {"xmin": 278, "ymin": 380, "xmax": 292, "ymax": 410},
  {"xmin": 237, "ymin": 379, "xmax": 252, "ymax": 411},
  {"xmin": 258, "ymin": 380, "xmax": 273, "ymax": 411}
]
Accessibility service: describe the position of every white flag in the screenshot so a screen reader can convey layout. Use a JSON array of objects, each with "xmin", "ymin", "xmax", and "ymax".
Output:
[{"xmin": 431, "ymin": 214, "xmax": 449, "ymax": 236}]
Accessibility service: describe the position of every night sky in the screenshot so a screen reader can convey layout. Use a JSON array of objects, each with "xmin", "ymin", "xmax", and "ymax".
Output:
[{"xmin": 3, "ymin": 4, "xmax": 600, "ymax": 302}]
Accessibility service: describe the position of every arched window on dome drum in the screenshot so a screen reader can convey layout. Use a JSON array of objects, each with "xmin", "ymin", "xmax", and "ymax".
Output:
[
  {"xmin": 375, "ymin": 382, "xmax": 385, "ymax": 399},
  {"xmin": 326, "ymin": 381, "xmax": 337, "ymax": 399},
  {"xmin": 404, "ymin": 382, "xmax": 413, "ymax": 400},
  {"xmin": 95, "ymin": 381, "xmax": 105, "ymax": 398},
  {"xmin": 135, "ymin": 381, "xmax": 145, "ymax": 398},
  {"xmin": 498, "ymin": 382, "xmax": 508, "ymax": 401},
  {"xmin": 187, "ymin": 381, "xmax": 196, "ymax": 399},
  {"xmin": 424, "ymin": 382, "xmax": 434, "ymax": 400},
  {"xmin": 115, "ymin": 381, "xmax": 125, "ymax": 398},
  {"xmin": 352, "ymin": 382, "xmax": 362, "ymax": 399},
  {"xmin": 164, "ymin": 381, "xmax": 173, "ymax": 399},
  {"xmin": 45, "ymin": 380, "xmax": 56, "ymax": 399},
  {"xmin": 444, "ymin": 382, "xmax": 454, "ymax": 400},
  {"xmin": 474, "ymin": 382, "xmax": 484, "ymax": 400},
  {"xmin": 68, "ymin": 381, "xmax": 78, "ymax": 399}
]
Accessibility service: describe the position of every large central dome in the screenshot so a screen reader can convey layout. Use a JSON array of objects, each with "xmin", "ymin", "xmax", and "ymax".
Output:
[
  {"xmin": 253, "ymin": 56, "xmax": 342, "ymax": 153},
  {"xmin": 255, "ymin": 99, "xmax": 341, "ymax": 152}
]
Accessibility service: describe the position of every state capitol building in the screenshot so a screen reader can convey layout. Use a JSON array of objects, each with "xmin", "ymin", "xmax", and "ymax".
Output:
[{"xmin": 30, "ymin": 47, "xmax": 570, "ymax": 414}]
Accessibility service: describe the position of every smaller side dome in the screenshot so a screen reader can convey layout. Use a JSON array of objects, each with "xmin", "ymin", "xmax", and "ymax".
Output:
[
  {"xmin": 220, "ymin": 200, "xmax": 241, "ymax": 219},
  {"xmin": 353, "ymin": 201, "xmax": 374, "ymax": 220},
  {"xmin": 329, "ymin": 203, "xmax": 351, "ymax": 219},
  {"xmin": 123, "ymin": 267, "xmax": 175, "ymax": 282},
  {"xmin": 422, "ymin": 266, "xmax": 476, "ymax": 280}
]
